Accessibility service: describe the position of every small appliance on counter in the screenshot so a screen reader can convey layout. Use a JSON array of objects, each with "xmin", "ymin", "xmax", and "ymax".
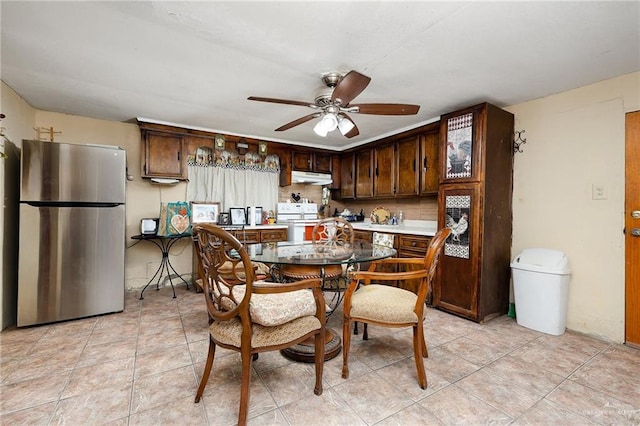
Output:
[
  {"xmin": 140, "ymin": 218, "xmax": 159, "ymax": 235},
  {"xmin": 333, "ymin": 208, "xmax": 365, "ymax": 222}
]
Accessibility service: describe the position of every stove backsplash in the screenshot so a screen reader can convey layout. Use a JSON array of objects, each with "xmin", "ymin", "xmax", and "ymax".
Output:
[{"xmin": 278, "ymin": 183, "xmax": 437, "ymax": 221}]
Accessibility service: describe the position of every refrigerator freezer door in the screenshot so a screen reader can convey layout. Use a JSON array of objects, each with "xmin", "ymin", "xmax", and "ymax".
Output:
[
  {"xmin": 18, "ymin": 204, "xmax": 125, "ymax": 326},
  {"xmin": 21, "ymin": 139, "xmax": 126, "ymax": 203}
]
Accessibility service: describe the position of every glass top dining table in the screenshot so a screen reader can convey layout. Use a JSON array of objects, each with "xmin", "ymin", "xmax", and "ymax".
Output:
[{"xmin": 242, "ymin": 240, "xmax": 397, "ymax": 267}]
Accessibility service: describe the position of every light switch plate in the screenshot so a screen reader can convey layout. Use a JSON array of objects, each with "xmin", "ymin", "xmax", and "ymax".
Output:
[{"xmin": 592, "ymin": 183, "xmax": 608, "ymax": 200}]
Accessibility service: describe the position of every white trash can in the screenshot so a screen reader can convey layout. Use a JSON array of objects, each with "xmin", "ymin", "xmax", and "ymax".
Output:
[{"xmin": 511, "ymin": 248, "xmax": 571, "ymax": 335}]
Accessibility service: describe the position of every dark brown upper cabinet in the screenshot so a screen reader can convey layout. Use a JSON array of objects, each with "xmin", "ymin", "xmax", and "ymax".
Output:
[
  {"xmin": 340, "ymin": 152, "xmax": 356, "ymax": 198},
  {"xmin": 355, "ymin": 149, "xmax": 374, "ymax": 199},
  {"xmin": 142, "ymin": 131, "xmax": 185, "ymax": 179},
  {"xmin": 373, "ymin": 143, "xmax": 395, "ymax": 197},
  {"xmin": 395, "ymin": 136, "xmax": 420, "ymax": 197},
  {"xmin": 420, "ymin": 130, "xmax": 439, "ymax": 195},
  {"xmin": 291, "ymin": 151, "xmax": 333, "ymax": 173}
]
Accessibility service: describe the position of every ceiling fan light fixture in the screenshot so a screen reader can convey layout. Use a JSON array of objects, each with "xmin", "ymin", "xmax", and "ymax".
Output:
[
  {"xmin": 338, "ymin": 116, "xmax": 355, "ymax": 135},
  {"xmin": 322, "ymin": 113, "xmax": 338, "ymax": 130},
  {"xmin": 313, "ymin": 120, "xmax": 329, "ymax": 137}
]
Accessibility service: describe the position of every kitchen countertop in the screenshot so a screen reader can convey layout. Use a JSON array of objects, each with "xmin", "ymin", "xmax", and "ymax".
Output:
[
  {"xmin": 351, "ymin": 219, "xmax": 438, "ymax": 237},
  {"xmin": 239, "ymin": 224, "xmax": 288, "ymax": 230},
  {"xmin": 244, "ymin": 221, "xmax": 439, "ymax": 236}
]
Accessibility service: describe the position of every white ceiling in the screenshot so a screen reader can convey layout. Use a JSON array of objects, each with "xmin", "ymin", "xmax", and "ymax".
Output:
[{"xmin": 2, "ymin": 1, "xmax": 639, "ymax": 151}]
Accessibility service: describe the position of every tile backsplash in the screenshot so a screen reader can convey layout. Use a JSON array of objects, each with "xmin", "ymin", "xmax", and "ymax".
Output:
[{"xmin": 278, "ymin": 183, "xmax": 438, "ymax": 221}]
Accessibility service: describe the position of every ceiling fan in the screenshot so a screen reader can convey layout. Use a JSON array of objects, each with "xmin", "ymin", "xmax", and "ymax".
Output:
[{"xmin": 247, "ymin": 70, "xmax": 420, "ymax": 138}]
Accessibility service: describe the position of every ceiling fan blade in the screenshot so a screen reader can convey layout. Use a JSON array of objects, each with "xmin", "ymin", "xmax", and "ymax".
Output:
[
  {"xmin": 331, "ymin": 71, "xmax": 371, "ymax": 106},
  {"xmin": 275, "ymin": 113, "xmax": 321, "ymax": 131},
  {"xmin": 350, "ymin": 103, "xmax": 420, "ymax": 115},
  {"xmin": 248, "ymin": 96, "xmax": 312, "ymax": 107},
  {"xmin": 338, "ymin": 113, "xmax": 360, "ymax": 138}
]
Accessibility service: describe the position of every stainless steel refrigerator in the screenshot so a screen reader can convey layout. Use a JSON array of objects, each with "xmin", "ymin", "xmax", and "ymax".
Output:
[{"xmin": 18, "ymin": 139, "xmax": 126, "ymax": 327}]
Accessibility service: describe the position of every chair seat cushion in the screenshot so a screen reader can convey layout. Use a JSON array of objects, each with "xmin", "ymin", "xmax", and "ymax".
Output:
[
  {"xmin": 210, "ymin": 315, "xmax": 322, "ymax": 348},
  {"xmin": 208, "ymin": 282, "xmax": 318, "ymax": 327},
  {"xmin": 350, "ymin": 284, "xmax": 419, "ymax": 324}
]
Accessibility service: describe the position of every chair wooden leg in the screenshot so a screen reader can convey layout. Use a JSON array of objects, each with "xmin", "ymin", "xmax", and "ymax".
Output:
[
  {"xmin": 195, "ymin": 337, "xmax": 216, "ymax": 403},
  {"xmin": 353, "ymin": 321, "xmax": 359, "ymax": 335},
  {"xmin": 422, "ymin": 331, "xmax": 429, "ymax": 358},
  {"xmin": 238, "ymin": 348, "xmax": 253, "ymax": 426},
  {"xmin": 342, "ymin": 318, "xmax": 351, "ymax": 379},
  {"xmin": 413, "ymin": 325, "xmax": 428, "ymax": 389},
  {"xmin": 363, "ymin": 323, "xmax": 368, "ymax": 340},
  {"xmin": 314, "ymin": 329, "xmax": 324, "ymax": 396}
]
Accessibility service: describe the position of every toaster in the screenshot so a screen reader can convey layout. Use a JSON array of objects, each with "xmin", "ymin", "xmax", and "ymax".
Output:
[{"xmin": 140, "ymin": 218, "xmax": 159, "ymax": 235}]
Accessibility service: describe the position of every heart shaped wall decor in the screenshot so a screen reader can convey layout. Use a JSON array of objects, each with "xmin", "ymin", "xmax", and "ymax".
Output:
[{"xmin": 171, "ymin": 214, "xmax": 190, "ymax": 234}]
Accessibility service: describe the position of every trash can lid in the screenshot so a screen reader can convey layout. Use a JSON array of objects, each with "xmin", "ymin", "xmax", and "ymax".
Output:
[{"xmin": 511, "ymin": 248, "xmax": 571, "ymax": 274}]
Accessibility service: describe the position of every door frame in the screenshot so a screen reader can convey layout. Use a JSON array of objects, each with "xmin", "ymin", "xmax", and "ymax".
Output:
[{"xmin": 625, "ymin": 110, "xmax": 640, "ymax": 347}]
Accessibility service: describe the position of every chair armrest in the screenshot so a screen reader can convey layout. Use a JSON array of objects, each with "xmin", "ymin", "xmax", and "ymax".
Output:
[
  {"xmin": 351, "ymin": 269, "xmax": 428, "ymax": 283},
  {"xmin": 368, "ymin": 257, "xmax": 424, "ymax": 270},
  {"xmin": 253, "ymin": 278, "xmax": 322, "ymax": 294}
]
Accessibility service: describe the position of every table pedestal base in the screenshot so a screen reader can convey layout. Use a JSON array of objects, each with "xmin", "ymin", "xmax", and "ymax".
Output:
[{"xmin": 280, "ymin": 328, "xmax": 341, "ymax": 363}]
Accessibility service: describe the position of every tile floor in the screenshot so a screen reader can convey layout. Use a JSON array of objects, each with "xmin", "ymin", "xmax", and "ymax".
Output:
[{"xmin": 1, "ymin": 283, "xmax": 639, "ymax": 425}]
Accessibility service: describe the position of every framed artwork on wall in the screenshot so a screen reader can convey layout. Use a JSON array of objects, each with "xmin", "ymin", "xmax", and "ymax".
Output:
[
  {"xmin": 215, "ymin": 134, "xmax": 226, "ymax": 150},
  {"xmin": 218, "ymin": 212, "xmax": 230, "ymax": 225},
  {"xmin": 445, "ymin": 112, "xmax": 474, "ymax": 179},
  {"xmin": 191, "ymin": 202, "xmax": 220, "ymax": 224},
  {"xmin": 246, "ymin": 206, "xmax": 262, "ymax": 225},
  {"xmin": 230, "ymin": 207, "xmax": 246, "ymax": 225}
]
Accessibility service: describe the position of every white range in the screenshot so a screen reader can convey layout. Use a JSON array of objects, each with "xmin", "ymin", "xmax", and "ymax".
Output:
[{"xmin": 276, "ymin": 202, "xmax": 319, "ymax": 242}]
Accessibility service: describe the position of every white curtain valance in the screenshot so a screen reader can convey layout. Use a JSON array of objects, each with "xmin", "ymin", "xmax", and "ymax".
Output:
[{"xmin": 186, "ymin": 163, "xmax": 279, "ymax": 216}]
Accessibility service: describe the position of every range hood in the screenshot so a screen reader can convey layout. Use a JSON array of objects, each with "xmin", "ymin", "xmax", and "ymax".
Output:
[{"xmin": 291, "ymin": 170, "xmax": 333, "ymax": 185}]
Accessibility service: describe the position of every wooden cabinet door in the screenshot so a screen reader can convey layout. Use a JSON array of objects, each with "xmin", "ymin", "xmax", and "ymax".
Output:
[
  {"xmin": 439, "ymin": 105, "xmax": 483, "ymax": 184},
  {"xmin": 395, "ymin": 136, "xmax": 420, "ymax": 196},
  {"xmin": 374, "ymin": 144, "xmax": 395, "ymax": 197},
  {"xmin": 353, "ymin": 230, "xmax": 372, "ymax": 242},
  {"xmin": 434, "ymin": 184, "xmax": 481, "ymax": 320},
  {"xmin": 292, "ymin": 151, "xmax": 313, "ymax": 171},
  {"xmin": 340, "ymin": 152, "xmax": 355, "ymax": 199},
  {"xmin": 355, "ymin": 149, "xmax": 374, "ymax": 198},
  {"xmin": 420, "ymin": 131, "xmax": 439, "ymax": 195},
  {"xmin": 143, "ymin": 132, "xmax": 184, "ymax": 178},
  {"xmin": 313, "ymin": 152, "xmax": 333, "ymax": 173},
  {"xmin": 329, "ymin": 155, "xmax": 341, "ymax": 190},
  {"xmin": 260, "ymin": 228, "xmax": 287, "ymax": 242}
]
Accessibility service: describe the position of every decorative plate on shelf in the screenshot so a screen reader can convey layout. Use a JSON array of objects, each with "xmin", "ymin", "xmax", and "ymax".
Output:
[{"xmin": 370, "ymin": 206, "xmax": 391, "ymax": 224}]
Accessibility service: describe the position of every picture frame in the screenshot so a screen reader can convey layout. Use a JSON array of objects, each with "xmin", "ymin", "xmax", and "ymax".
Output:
[
  {"xmin": 191, "ymin": 202, "xmax": 220, "ymax": 224},
  {"xmin": 218, "ymin": 212, "xmax": 230, "ymax": 225},
  {"xmin": 215, "ymin": 134, "xmax": 226, "ymax": 150},
  {"xmin": 229, "ymin": 207, "xmax": 246, "ymax": 225},
  {"xmin": 258, "ymin": 141, "xmax": 268, "ymax": 155},
  {"xmin": 246, "ymin": 206, "xmax": 263, "ymax": 225}
]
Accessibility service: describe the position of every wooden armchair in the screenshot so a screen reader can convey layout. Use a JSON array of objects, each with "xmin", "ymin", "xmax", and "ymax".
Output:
[
  {"xmin": 341, "ymin": 227, "xmax": 451, "ymax": 389},
  {"xmin": 192, "ymin": 224, "xmax": 326, "ymax": 425}
]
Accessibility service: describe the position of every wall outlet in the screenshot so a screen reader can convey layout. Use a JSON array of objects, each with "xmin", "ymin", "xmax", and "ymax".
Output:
[{"xmin": 592, "ymin": 183, "xmax": 608, "ymax": 200}]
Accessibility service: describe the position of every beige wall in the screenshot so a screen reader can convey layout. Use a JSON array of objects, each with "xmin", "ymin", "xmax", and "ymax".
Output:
[
  {"xmin": 506, "ymin": 72, "xmax": 639, "ymax": 342},
  {"xmin": 2, "ymin": 73, "xmax": 638, "ymax": 340},
  {"xmin": 1, "ymin": 83, "xmax": 36, "ymax": 329}
]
